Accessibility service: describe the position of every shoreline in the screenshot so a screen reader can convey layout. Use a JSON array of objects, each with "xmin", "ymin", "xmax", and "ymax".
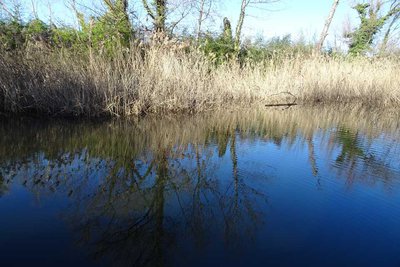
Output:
[
  {"xmin": 1, "ymin": 103, "xmax": 399, "ymax": 121},
  {"xmin": 1, "ymin": 48, "xmax": 400, "ymax": 119}
]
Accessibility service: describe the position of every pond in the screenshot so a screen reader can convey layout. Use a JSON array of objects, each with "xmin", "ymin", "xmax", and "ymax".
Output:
[{"xmin": 1, "ymin": 107, "xmax": 400, "ymax": 267}]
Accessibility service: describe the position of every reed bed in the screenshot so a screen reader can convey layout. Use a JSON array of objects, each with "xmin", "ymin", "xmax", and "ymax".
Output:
[{"xmin": 1, "ymin": 44, "xmax": 399, "ymax": 117}]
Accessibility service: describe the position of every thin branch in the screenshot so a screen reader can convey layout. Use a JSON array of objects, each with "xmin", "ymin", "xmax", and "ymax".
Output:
[
  {"xmin": 142, "ymin": 0, "xmax": 155, "ymax": 20},
  {"xmin": 0, "ymin": 0, "xmax": 14, "ymax": 18}
]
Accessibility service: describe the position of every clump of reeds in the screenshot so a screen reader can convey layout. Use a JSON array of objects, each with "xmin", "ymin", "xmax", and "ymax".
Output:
[{"xmin": 1, "ymin": 43, "xmax": 399, "ymax": 117}]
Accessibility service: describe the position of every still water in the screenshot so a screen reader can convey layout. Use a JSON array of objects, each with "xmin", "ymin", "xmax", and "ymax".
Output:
[{"xmin": 1, "ymin": 107, "xmax": 400, "ymax": 267}]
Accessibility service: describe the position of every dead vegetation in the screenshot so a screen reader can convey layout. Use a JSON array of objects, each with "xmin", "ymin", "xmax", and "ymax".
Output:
[{"xmin": 1, "ymin": 44, "xmax": 399, "ymax": 117}]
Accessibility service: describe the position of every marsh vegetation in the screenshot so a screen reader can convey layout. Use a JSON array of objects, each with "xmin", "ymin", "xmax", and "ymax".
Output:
[
  {"xmin": 0, "ymin": 0, "xmax": 399, "ymax": 117},
  {"xmin": 1, "ymin": 45, "xmax": 400, "ymax": 117},
  {"xmin": 1, "ymin": 2, "xmax": 400, "ymax": 265}
]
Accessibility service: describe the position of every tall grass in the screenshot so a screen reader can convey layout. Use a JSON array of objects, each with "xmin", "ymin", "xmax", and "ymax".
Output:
[{"xmin": 1, "ymin": 43, "xmax": 400, "ymax": 117}]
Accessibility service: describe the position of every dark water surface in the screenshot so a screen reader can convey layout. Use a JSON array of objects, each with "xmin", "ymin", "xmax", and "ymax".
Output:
[{"xmin": 1, "ymin": 107, "xmax": 400, "ymax": 267}]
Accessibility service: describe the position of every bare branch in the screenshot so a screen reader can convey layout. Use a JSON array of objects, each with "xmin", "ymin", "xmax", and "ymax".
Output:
[
  {"xmin": 234, "ymin": 0, "xmax": 280, "ymax": 50},
  {"xmin": 0, "ymin": 0, "xmax": 15, "ymax": 18}
]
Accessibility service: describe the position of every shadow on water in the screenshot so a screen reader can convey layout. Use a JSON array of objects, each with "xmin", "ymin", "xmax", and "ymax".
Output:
[{"xmin": 1, "ymin": 106, "xmax": 400, "ymax": 266}]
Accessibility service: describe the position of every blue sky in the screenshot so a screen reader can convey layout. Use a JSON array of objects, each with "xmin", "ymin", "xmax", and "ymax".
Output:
[
  {"xmin": 14, "ymin": 0, "xmax": 359, "ymax": 46},
  {"xmin": 220, "ymin": 0, "xmax": 358, "ymax": 46}
]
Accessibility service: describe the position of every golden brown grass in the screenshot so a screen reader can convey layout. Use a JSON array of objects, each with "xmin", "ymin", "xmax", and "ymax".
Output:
[{"xmin": 1, "ymin": 44, "xmax": 400, "ymax": 117}]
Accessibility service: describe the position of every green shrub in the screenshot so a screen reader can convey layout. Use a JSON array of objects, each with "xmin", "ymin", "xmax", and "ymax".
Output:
[
  {"xmin": 24, "ymin": 19, "xmax": 49, "ymax": 41},
  {"xmin": 0, "ymin": 19, "xmax": 24, "ymax": 50},
  {"xmin": 200, "ymin": 33, "xmax": 236, "ymax": 65}
]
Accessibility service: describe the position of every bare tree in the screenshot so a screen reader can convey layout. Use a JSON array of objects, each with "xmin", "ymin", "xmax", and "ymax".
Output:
[
  {"xmin": 0, "ymin": 0, "xmax": 22, "ymax": 19},
  {"xmin": 234, "ymin": 0, "xmax": 279, "ymax": 51},
  {"xmin": 316, "ymin": 0, "xmax": 340, "ymax": 53},
  {"xmin": 194, "ymin": 0, "xmax": 216, "ymax": 42},
  {"xmin": 381, "ymin": 0, "xmax": 400, "ymax": 52},
  {"xmin": 169, "ymin": 0, "xmax": 194, "ymax": 34},
  {"xmin": 0, "ymin": 0, "xmax": 14, "ymax": 18},
  {"xmin": 30, "ymin": 0, "xmax": 38, "ymax": 19}
]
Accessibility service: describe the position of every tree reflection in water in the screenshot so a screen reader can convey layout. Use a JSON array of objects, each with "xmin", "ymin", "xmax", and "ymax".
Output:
[
  {"xmin": 0, "ymin": 139, "xmax": 267, "ymax": 266},
  {"xmin": 61, "ymin": 142, "xmax": 267, "ymax": 266},
  {"xmin": 1, "ymin": 107, "xmax": 400, "ymax": 266},
  {"xmin": 328, "ymin": 127, "xmax": 400, "ymax": 188}
]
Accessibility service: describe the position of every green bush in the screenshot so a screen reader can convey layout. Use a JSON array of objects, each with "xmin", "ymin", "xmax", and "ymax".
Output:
[
  {"xmin": 24, "ymin": 19, "xmax": 50, "ymax": 41},
  {"xmin": 52, "ymin": 27, "xmax": 87, "ymax": 49},
  {"xmin": 239, "ymin": 35, "xmax": 313, "ymax": 65},
  {"xmin": 0, "ymin": 19, "xmax": 24, "ymax": 50},
  {"xmin": 200, "ymin": 34, "xmax": 236, "ymax": 65}
]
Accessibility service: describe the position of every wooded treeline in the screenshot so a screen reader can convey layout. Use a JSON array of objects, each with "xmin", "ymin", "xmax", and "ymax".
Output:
[{"xmin": 0, "ymin": 0, "xmax": 399, "ymax": 58}]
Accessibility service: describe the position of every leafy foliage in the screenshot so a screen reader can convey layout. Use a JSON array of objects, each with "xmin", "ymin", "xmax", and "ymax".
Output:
[
  {"xmin": 347, "ymin": 3, "xmax": 400, "ymax": 55},
  {"xmin": 198, "ymin": 19, "xmax": 234, "ymax": 64},
  {"xmin": 0, "ymin": 0, "xmax": 133, "ymax": 55},
  {"xmin": 0, "ymin": 19, "xmax": 24, "ymax": 50},
  {"xmin": 0, "ymin": 0, "xmax": 398, "ymax": 61},
  {"xmin": 239, "ymin": 35, "xmax": 314, "ymax": 64}
]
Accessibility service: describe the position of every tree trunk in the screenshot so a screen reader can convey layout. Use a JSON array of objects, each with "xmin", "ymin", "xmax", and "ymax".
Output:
[
  {"xmin": 235, "ymin": 0, "xmax": 248, "ymax": 51},
  {"xmin": 315, "ymin": 0, "xmax": 340, "ymax": 53},
  {"xmin": 142, "ymin": 0, "xmax": 167, "ymax": 32},
  {"xmin": 155, "ymin": 0, "xmax": 167, "ymax": 31},
  {"xmin": 196, "ymin": 0, "xmax": 206, "ymax": 43},
  {"xmin": 31, "ymin": 0, "xmax": 38, "ymax": 19}
]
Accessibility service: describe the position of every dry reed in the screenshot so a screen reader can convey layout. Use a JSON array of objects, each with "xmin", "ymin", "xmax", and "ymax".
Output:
[{"xmin": 1, "ymin": 44, "xmax": 399, "ymax": 117}]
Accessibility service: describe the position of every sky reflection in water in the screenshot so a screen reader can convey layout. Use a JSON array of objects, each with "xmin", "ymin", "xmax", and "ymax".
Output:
[{"xmin": 1, "ymin": 107, "xmax": 400, "ymax": 267}]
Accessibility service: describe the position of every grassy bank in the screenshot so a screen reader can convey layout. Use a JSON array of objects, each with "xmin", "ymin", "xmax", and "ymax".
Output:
[{"xmin": 1, "ymin": 44, "xmax": 400, "ymax": 117}]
